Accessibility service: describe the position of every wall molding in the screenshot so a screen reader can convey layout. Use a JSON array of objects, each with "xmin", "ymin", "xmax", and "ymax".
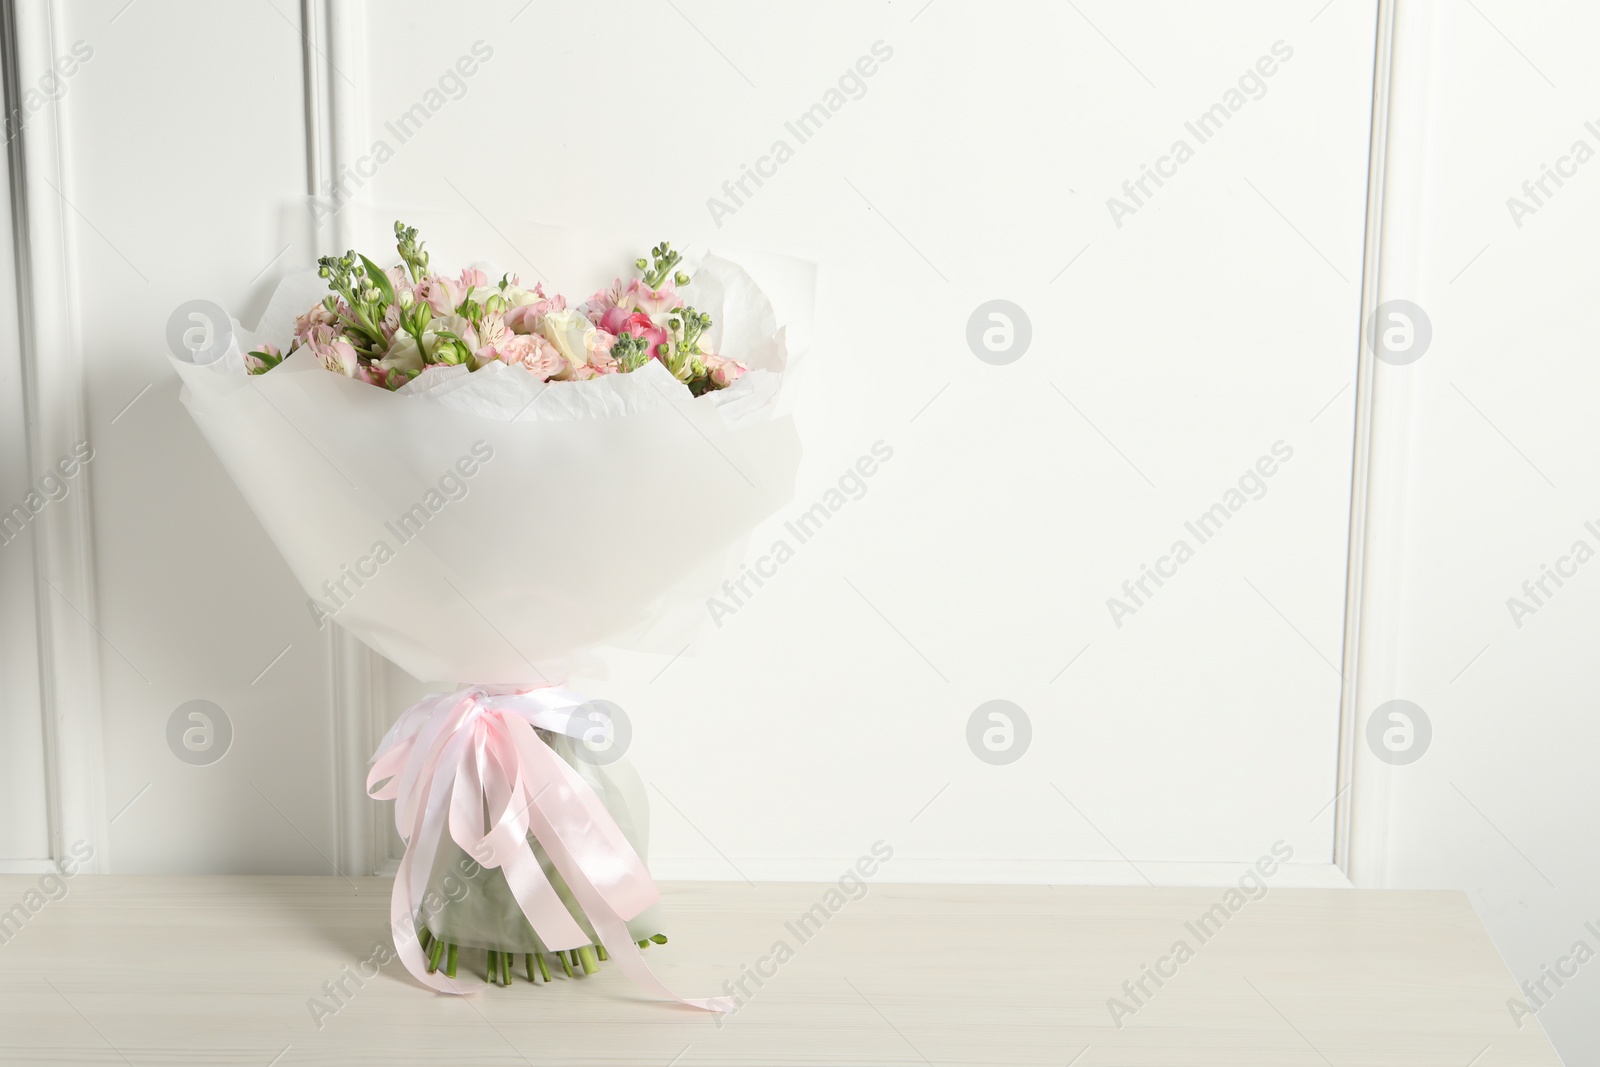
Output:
[
  {"xmin": 5, "ymin": 0, "xmax": 109, "ymax": 871},
  {"xmin": 1338, "ymin": 0, "xmax": 1434, "ymax": 888},
  {"xmin": 301, "ymin": 0, "xmax": 390, "ymax": 877}
]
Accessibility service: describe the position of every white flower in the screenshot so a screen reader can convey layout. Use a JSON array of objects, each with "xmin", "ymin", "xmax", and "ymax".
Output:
[
  {"xmin": 501, "ymin": 284, "xmax": 541, "ymax": 307},
  {"xmin": 439, "ymin": 313, "xmax": 479, "ymax": 348},
  {"xmin": 377, "ymin": 330, "xmax": 434, "ymax": 373},
  {"xmin": 538, "ymin": 307, "xmax": 599, "ymax": 372}
]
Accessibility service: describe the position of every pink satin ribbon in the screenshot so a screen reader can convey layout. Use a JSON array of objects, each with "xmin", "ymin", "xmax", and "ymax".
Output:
[{"xmin": 367, "ymin": 684, "xmax": 733, "ymax": 1011}]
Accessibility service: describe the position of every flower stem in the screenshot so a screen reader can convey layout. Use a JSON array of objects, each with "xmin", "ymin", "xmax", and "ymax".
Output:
[
  {"xmin": 446, "ymin": 943, "xmax": 458, "ymax": 979},
  {"xmin": 427, "ymin": 937, "xmax": 446, "ymax": 974},
  {"xmin": 500, "ymin": 951, "xmax": 512, "ymax": 986},
  {"xmin": 596, "ymin": 944, "xmax": 608, "ymax": 962},
  {"xmin": 524, "ymin": 953, "xmax": 536, "ymax": 983},
  {"xmin": 559, "ymin": 950, "xmax": 574, "ymax": 977},
  {"xmin": 487, "ymin": 949, "xmax": 499, "ymax": 984},
  {"xmin": 577, "ymin": 946, "xmax": 599, "ymax": 975},
  {"xmin": 536, "ymin": 952, "xmax": 552, "ymax": 982}
]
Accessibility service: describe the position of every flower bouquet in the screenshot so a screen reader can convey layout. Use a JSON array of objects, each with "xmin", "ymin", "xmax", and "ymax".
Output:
[{"xmin": 170, "ymin": 222, "xmax": 802, "ymax": 1008}]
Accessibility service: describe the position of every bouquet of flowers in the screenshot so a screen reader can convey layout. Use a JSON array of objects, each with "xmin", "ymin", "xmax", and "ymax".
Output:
[
  {"xmin": 171, "ymin": 222, "xmax": 802, "ymax": 1008},
  {"xmin": 246, "ymin": 223, "xmax": 749, "ymax": 398}
]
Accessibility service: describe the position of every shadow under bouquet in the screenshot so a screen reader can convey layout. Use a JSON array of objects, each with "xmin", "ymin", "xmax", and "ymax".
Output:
[{"xmin": 170, "ymin": 222, "xmax": 802, "ymax": 1008}]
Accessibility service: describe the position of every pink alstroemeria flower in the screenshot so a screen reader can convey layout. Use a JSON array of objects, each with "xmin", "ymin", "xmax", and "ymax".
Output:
[
  {"xmin": 586, "ymin": 279, "xmax": 628, "ymax": 325},
  {"xmin": 380, "ymin": 304, "xmax": 402, "ymax": 343},
  {"xmin": 474, "ymin": 312, "xmax": 509, "ymax": 360},
  {"xmin": 425, "ymin": 273, "xmax": 483, "ymax": 316},
  {"xmin": 305, "ymin": 326, "xmax": 361, "ymax": 378},
  {"xmin": 293, "ymin": 303, "xmax": 340, "ymax": 341},
  {"xmin": 243, "ymin": 342, "xmax": 281, "ymax": 374},
  {"xmin": 626, "ymin": 279, "xmax": 683, "ymax": 316}
]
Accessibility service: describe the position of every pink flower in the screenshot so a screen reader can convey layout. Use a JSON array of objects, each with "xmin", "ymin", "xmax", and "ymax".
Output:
[
  {"xmin": 305, "ymin": 324, "xmax": 361, "ymax": 377},
  {"xmin": 602, "ymin": 308, "xmax": 669, "ymax": 359},
  {"xmin": 411, "ymin": 275, "xmax": 438, "ymax": 309},
  {"xmin": 588, "ymin": 331, "xmax": 619, "ymax": 374},
  {"xmin": 380, "ymin": 304, "xmax": 402, "ymax": 342},
  {"xmin": 243, "ymin": 342, "xmax": 281, "ymax": 374},
  {"xmin": 626, "ymin": 279, "xmax": 683, "ymax": 316},
  {"xmin": 356, "ymin": 363, "xmax": 395, "ymax": 389},
  {"xmin": 586, "ymin": 279, "xmax": 628, "ymax": 325},
  {"xmin": 587, "ymin": 277, "xmax": 682, "ymax": 322},
  {"xmin": 294, "ymin": 303, "xmax": 340, "ymax": 341},
  {"xmin": 491, "ymin": 333, "xmax": 568, "ymax": 382},
  {"xmin": 504, "ymin": 305, "xmax": 541, "ymax": 334},
  {"xmin": 424, "ymin": 274, "xmax": 473, "ymax": 316},
  {"xmin": 474, "ymin": 312, "xmax": 509, "ymax": 361},
  {"xmin": 704, "ymin": 353, "xmax": 748, "ymax": 388}
]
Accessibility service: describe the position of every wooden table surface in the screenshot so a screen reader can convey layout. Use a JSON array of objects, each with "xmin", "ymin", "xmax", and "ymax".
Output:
[{"xmin": 0, "ymin": 877, "xmax": 1560, "ymax": 1066}]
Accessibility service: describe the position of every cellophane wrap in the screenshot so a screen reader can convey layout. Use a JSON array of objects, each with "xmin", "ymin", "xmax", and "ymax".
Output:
[
  {"xmin": 417, "ymin": 727, "xmax": 663, "ymax": 952},
  {"xmin": 170, "ymin": 247, "xmax": 802, "ymax": 1003}
]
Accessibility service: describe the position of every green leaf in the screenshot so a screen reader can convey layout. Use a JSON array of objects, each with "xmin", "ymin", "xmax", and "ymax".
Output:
[{"xmin": 359, "ymin": 254, "xmax": 396, "ymax": 306}]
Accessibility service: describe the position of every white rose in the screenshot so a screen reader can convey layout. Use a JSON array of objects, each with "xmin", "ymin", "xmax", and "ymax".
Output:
[
  {"xmin": 501, "ymin": 284, "xmax": 541, "ymax": 307},
  {"xmin": 538, "ymin": 307, "xmax": 598, "ymax": 371}
]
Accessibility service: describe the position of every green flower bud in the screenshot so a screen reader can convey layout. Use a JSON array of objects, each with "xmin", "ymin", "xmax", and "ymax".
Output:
[{"xmin": 674, "ymin": 272, "xmax": 690, "ymax": 286}]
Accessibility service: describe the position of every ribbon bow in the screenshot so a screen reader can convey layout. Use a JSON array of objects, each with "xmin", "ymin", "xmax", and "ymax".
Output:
[{"xmin": 368, "ymin": 684, "xmax": 732, "ymax": 1010}]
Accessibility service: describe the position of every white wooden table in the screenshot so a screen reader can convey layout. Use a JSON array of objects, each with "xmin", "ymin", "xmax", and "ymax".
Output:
[{"xmin": 0, "ymin": 877, "xmax": 1560, "ymax": 1066}]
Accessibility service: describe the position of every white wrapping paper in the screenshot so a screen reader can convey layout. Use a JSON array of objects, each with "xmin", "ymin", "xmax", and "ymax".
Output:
[{"xmin": 170, "ymin": 253, "xmax": 803, "ymax": 684}]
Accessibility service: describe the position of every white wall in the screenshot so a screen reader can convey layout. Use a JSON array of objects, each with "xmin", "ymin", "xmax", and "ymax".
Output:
[
  {"xmin": 353, "ymin": 0, "xmax": 1380, "ymax": 881},
  {"xmin": 5, "ymin": 0, "xmax": 1389, "ymax": 880},
  {"xmin": 3, "ymin": 0, "xmax": 337, "ymax": 874},
  {"xmin": 1366, "ymin": 1, "xmax": 1600, "ymax": 1062}
]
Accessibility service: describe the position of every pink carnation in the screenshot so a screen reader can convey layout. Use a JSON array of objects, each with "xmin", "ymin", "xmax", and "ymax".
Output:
[{"xmin": 492, "ymin": 333, "xmax": 567, "ymax": 382}]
